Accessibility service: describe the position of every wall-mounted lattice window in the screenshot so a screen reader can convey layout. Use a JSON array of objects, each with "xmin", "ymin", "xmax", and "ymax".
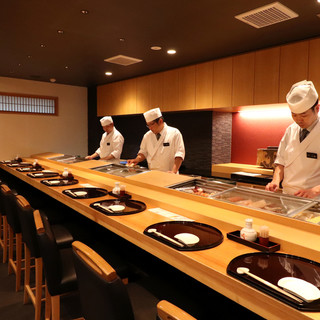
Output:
[{"xmin": 0, "ymin": 92, "xmax": 58, "ymax": 115}]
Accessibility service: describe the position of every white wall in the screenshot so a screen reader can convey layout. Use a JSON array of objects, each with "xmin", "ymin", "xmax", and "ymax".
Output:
[{"xmin": 0, "ymin": 76, "xmax": 88, "ymax": 160}]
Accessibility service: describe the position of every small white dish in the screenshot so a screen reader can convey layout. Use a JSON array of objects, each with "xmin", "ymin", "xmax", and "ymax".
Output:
[
  {"xmin": 48, "ymin": 180, "xmax": 60, "ymax": 185},
  {"xmin": 74, "ymin": 191, "xmax": 87, "ymax": 197},
  {"xmin": 174, "ymin": 233, "xmax": 200, "ymax": 246},
  {"xmin": 278, "ymin": 277, "xmax": 320, "ymax": 303},
  {"xmin": 108, "ymin": 204, "xmax": 125, "ymax": 212}
]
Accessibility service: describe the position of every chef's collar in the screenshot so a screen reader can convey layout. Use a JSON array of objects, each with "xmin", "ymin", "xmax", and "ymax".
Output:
[{"xmin": 306, "ymin": 118, "xmax": 319, "ymax": 133}]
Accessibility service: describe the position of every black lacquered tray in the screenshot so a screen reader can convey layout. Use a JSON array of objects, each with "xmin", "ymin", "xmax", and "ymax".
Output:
[
  {"xmin": 16, "ymin": 166, "xmax": 44, "ymax": 172},
  {"xmin": 62, "ymin": 187, "xmax": 108, "ymax": 199},
  {"xmin": 27, "ymin": 171, "xmax": 59, "ymax": 178},
  {"xmin": 144, "ymin": 221, "xmax": 223, "ymax": 251},
  {"xmin": 41, "ymin": 179, "xmax": 79, "ymax": 187},
  {"xmin": 227, "ymin": 252, "xmax": 320, "ymax": 311},
  {"xmin": 7, "ymin": 162, "xmax": 32, "ymax": 167},
  {"xmin": 90, "ymin": 199, "xmax": 146, "ymax": 216}
]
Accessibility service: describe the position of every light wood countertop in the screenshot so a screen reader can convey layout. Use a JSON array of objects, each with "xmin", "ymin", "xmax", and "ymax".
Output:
[
  {"xmin": 2, "ymin": 155, "xmax": 320, "ymax": 320},
  {"xmin": 212, "ymin": 163, "xmax": 273, "ymax": 179}
]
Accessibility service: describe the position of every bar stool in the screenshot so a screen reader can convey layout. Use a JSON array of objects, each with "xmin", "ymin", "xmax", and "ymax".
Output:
[
  {"xmin": 72, "ymin": 241, "xmax": 197, "ymax": 320},
  {"xmin": 0, "ymin": 182, "xmax": 9, "ymax": 263},
  {"xmin": 1, "ymin": 184, "xmax": 23, "ymax": 291},
  {"xmin": 34, "ymin": 209, "xmax": 78, "ymax": 320}
]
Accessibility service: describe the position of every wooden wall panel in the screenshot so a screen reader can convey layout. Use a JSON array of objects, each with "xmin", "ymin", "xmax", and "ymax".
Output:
[
  {"xmin": 212, "ymin": 57, "xmax": 233, "ymax": 108},
  {"xmin": 232, "ymin": 52, "xmax": 255, "ymax": 107},
  {"xmin": 163, "ymin": 69, "xmax": 179, "ymax": 111},
  {"xmin": 120, "ymin": 78, "xmax": 137, "ymax": 115},
  {"xmin": 178, "ymin": 65, "xmax": 195, "ymax": 110},
  {"xmin": 149, "ymin": 72, "xmax": 163, "ymax": 109},
  {"xmin": 254, "ymin": 47, "xmax": 280, "ymax": 104},
  {"xmin": 279, "ymin": 41, "xmax": 309, "ymax": 102},
  {"xmin": 195, "ymin": 61, "xmax": 213, "ymax": 109},
  {"xmin": 97, "ymin": 81, "xmax": 122, "ymax": 116},
  {"xmin": 308, "ymin": 38, "xmax": 320, "ymax": 92},
  {"xmin": 136, "ymin": 75, "xmax": 150, "ymax": 114}
]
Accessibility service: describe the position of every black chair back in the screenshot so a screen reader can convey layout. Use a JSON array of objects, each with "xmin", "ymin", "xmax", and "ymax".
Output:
[
  {"xmin": 35, "ymin": 210, "xmax": 77, "ymax": 296},
  {"xmin": 1, "ymin": 184, "xmax": 21, "ymax": 233},
  {"xmin": 72, "ymin": 241, "xmax": 134, "ymax": 320},
  {"xmin": 16, "ymin": 195, "xmax": 41, "ymax": 258}
]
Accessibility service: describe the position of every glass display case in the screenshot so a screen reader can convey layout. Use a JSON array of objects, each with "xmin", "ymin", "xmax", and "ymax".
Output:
[
  {"xmin": 90, "ymin": 164, "xmax": 149, "ymax": 177},
  {"xmin": 167, "ymin": 178, "xmax": 235, "ymax": 198},
  {"xmin": 213, "ymin": 186, "xmax": 319, "ymax": 223},
  {"xmin": 48, "ymin": 155, "xmax": 88, "ymax": 164}
]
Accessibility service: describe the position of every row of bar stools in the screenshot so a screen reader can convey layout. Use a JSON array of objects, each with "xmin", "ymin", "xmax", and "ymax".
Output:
[
  {"xmin": 0, "ymin": 182, "xmax": 9, "ymax": 263},
  {"xmin": 1, "ymin": 184, "xmax": 23, "ymax": 291},
  {"xmin": 0, "ymin": 182, "xmax": 75, "ymax": 320}
]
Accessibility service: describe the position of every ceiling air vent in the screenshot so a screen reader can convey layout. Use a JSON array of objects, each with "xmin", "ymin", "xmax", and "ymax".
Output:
[
  {"xmin": 104, "ymin": 55, "xmax": 142, "ymax": 66},
  {"xmin": 235, "ymin": 2, "xmax": 298, "ymax": 29}
]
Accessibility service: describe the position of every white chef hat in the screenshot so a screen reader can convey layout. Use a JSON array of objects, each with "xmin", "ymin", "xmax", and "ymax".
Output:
[
  {"xmin": 286, "ymin": 80, "xmax": 318, "ymax": 114},
  {"xmin": 143, "ymin": 108, "xmax": 162, "ymax": 122},
  {"xmin": 100, "ymin": 116, "xmax": 113, "ymax": 126}
]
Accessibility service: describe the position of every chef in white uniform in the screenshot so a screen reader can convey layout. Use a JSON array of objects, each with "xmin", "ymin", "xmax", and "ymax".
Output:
[
  {"xmin": 86, "ymin": 116, "xmax": 124, "ymax": 161},
  {"xmin": 266, "ymin": 80, "xmax": 320, "ymax": 198},
  {"xmin": 127, "ymin": 108, "xmax": 185, "ymax": 173}
]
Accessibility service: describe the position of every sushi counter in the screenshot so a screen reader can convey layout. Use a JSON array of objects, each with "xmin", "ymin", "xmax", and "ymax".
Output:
[{"xmin": 2, "ymin": 152, "xmax": 320, "ymax": 320}]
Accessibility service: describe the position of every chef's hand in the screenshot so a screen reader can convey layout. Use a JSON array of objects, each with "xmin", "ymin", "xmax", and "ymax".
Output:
[
  {"xmin": 127, "ymin": 159, "xmax": 138, "ymax": 166},
  {"xmin": 294, "ymin": 186, "xmax": 320, "ymax": 199},
  {"xmin": 265, "ymin": 181, "xmax": 279, "ymax": 192},
  {"xmin": 85, "ymin": 155, "xmax": 93, "ymax": 160}
]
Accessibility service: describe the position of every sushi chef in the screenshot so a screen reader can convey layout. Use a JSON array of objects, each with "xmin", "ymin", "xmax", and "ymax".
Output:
[
  {"xmin": 127, "ymin": 108, "xmax": 185, "ymax": 173},
  {"xmin": 266, "ymin": 80, "xmax": 320, "ymax": 198},
  {"xmin": 86, "ymin": 116, "xmax": 124, "ymax": 161}
]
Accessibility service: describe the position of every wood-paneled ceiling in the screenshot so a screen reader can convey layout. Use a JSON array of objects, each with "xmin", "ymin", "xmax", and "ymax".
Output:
[{"xmin": 1, "ymin": 0, "xmax": 320, "ymax": 87}]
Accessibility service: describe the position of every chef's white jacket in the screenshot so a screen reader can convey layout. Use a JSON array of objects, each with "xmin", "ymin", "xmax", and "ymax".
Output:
[
  {"xmin": 275, "ymin": 120, "xmax": 320, "ymax": 194},
  {"xmin": 96, "ymin": 128, "xmax": 124, "ymax": 160},
  {"xmin": 138, "ymin": 123, "xmax": 185, "ymax": 172}
]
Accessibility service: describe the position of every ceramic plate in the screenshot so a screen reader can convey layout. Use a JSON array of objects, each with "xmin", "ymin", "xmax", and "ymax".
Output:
[
  {"xmin": 108, "ymin": 204, "xmax": 125, "ymax": 212},
  {"xmin": 48, "ymin": 180, "xmax": 61, "ymax": 185},
  {"xmin": 278, "ymin": 277, "xmax": 320, "ymax": 302},
  {"xmin": 74, "ymin": 191, "xmax": 87, "ymax": 197},
  {"xmin": 174, "ymin": 233, "xmax": 200, "ymax": 246}
]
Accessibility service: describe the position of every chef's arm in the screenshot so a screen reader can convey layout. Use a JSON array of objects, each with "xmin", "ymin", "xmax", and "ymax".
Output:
[
  {"xmin": 169, "ymin": 157, "xmax": 183, "ymax": 174},
  {"xmin": 265, "ymin": 164, "xmax": 284, "ymax": 192},
  {"xmin": 85, "ymin": 152, "xmax": 99, "ymax": 160},
  {"xmin": 127, "ymin": 153, "xmax": 145, "ymax": 166},
  {"xmin": 294, "ymin": 185, "xmax": 320, "ymax": 199},
  {"xmin": 101, "ymin": 154, "xmax": 115, "ymax": 160}
]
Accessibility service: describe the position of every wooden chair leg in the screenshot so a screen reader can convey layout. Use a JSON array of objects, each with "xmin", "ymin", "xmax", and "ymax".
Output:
[
  {"xmin": 23, "ymin": 243, "xmax": 31, "ymax": 304},
  {"xmin": 8, "ymin": 226, "xmax": 15, "ymax": 275},
  {"xmin": 15, "ymin": 233, "xmax": 22, "ymax": 291},
  {"xmin": 45, "ymin": 282, "xmax": 51, "ymax": 320},
  {"xmin": 2, "ymin": 216, "xmax": 8, "ymax": 263},
  {"xmin": 51, "ymin": 294, "xmax": 60, "ymax": 320},
  {"xmin": 34, "ymin": 258, "xmax": 43, "ymax": 320},
  {"xmin": 0, "ymin": 213, "xmax": 3, "ymax": 248},
  {"xmin": 24, "ymin": 244, "xmax": 44, "ymax": 320}
]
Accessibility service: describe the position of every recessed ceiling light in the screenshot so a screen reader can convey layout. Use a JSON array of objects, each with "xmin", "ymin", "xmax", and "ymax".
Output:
[
  {"xmin": 167, "ymin": 49, "xmax": 176, "ymax": 55},
  {"xmin": 105, "ymin": 71, "xmax": 113, "ymax": 76},
  {"xmin": 27, "ymin": 55, "xmax": 32, "ymax": 59},
  {"xmin": 81, "ymin": 9, "xmax": 89, "ymax": 14},
  {"xmin": 57, "ymin": 30, "xmax": 64, "ymax": 34},
  {"xmin": 40, "ymin": 44, "xmax": 46, "ymax": 48},
  {"xmin": 151, "ymin": 46, "xmax": 162, "ymax": 51},
  {"xmin": 119, "ymin": 38, "xmax": 125, "ymax": 42},
  {"xmin": 64, "ymin": 66, "xmax": 69, "ymax": 69}
]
